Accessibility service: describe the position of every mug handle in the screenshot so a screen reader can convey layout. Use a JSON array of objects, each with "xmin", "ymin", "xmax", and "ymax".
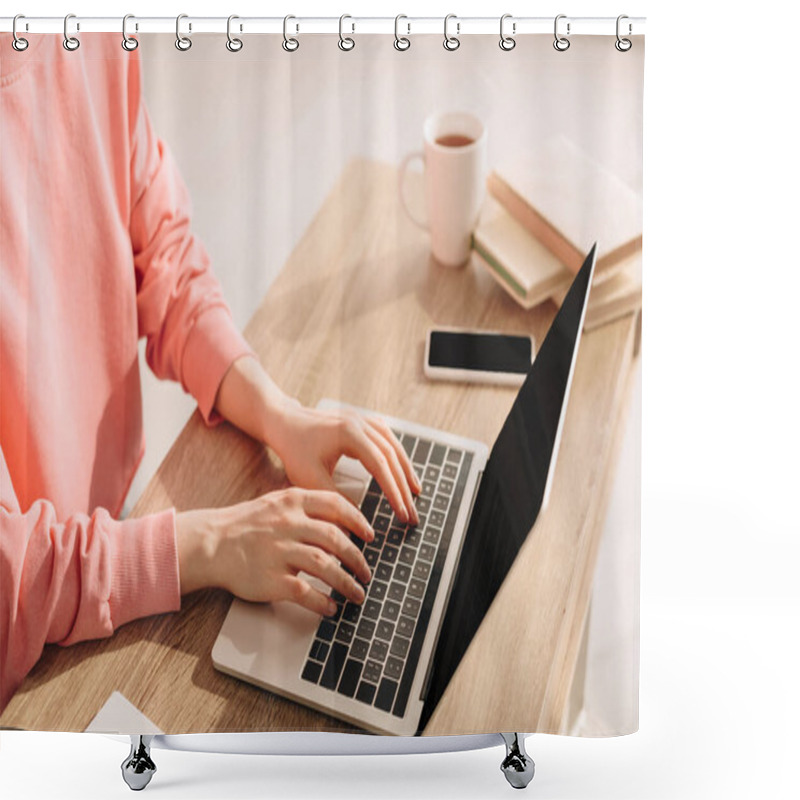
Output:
[{"xmin": 398, "ymin": 151, "xmax": 429, "ymax": 231}]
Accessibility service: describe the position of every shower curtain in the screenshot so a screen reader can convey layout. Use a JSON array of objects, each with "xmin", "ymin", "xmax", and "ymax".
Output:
[{"xmin": 0, "ymin": 24, "xmax": 643, "ymax": 739}]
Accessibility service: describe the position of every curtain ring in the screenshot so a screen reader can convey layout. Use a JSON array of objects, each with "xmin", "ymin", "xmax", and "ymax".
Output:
[
  {"xmin": 226, "ymin": 14, "xmax": 243, "ymax": 52},
  {"xmin": 63, "ymin": 13, "xmax": 80, "ymax": 51},
  {"xmin": 282, "ymin": 15, "xmax": 299, "ymax": 52},
  {"xmin": 443, "ymin": 14, "xmax": 460, "ymax": 51},
  {"xmin": 394, "ymin": 14, "xmax": 410, "ymax": 51},
  {"xmin": 12, "ymin": 14, "xmax": 29, "ymax": 51},
  {"xmin": 553, "ymin": 14, "xmax": 570, "ymax": 51},
  {"xmin": 122, "ymin": 14, "xmax": 138, "ymax": 51},
  {"xmin": 499, "ymin": 13, "xmax": 516, "ymax": 51},
  {"xmin": 615, "ymin": 14, "xmax": 632, "ymax": 52},
  {"xmin": 175, "ymin": 14, "xmax": 192, "ymax": 51},
  {"xmin": 339, "ymin": 14, "xmax": 355, "ymax": 51}
]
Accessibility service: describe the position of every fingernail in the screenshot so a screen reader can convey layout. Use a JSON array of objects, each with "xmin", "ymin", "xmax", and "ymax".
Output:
[
  {"xmin": 354, "ymin": 583, "xmax": 366, "ymax": 602},
  {"xmin": 327, "ymin": 601, "xmax": 338, "ymax": 616}
]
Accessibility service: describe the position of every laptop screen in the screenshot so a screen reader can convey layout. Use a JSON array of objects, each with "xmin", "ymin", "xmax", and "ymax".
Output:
[{"xmin": 420, "ymin": 244, "xmax": 597, "ymax": 728}]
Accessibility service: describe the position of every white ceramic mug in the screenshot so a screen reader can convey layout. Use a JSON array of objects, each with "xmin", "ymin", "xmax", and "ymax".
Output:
[{"xmin": 398, "ymin": 111, "xmax": 487, "ymax": 268}]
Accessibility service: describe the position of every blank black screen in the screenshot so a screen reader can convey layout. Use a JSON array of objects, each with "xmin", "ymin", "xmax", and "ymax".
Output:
[{"xmin": 428, "ymin": 331, "xmax": 532, "ymax": 374}]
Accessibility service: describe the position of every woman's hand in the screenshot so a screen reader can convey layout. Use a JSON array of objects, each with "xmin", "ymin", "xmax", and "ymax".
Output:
[
  {"xmin": 176, "ymin": 488, "xmax": 374, "ymax": 616},
  {"xmin": 214, "ymin": 355, "xmax": 422, "ymax": 524}
]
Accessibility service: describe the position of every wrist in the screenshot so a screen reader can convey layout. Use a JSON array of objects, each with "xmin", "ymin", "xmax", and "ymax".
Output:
[{"xmin": 175, "ymin": 508, "xmax": 221, "ymax": 595}]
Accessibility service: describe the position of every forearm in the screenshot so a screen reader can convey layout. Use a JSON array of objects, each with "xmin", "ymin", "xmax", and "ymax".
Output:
[{"xmin": 213, "ymin": 354, "xmax": 296, "ymax": 448}]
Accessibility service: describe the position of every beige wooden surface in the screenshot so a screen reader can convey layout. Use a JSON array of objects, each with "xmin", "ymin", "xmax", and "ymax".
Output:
[{"xmin": 0, "ymin": 158, "xmax": 638, "ymax": 734}]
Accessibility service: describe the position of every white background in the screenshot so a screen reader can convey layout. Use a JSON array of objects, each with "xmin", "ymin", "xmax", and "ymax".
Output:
[{"xmin": 2, "ymin": 1, "xmax": 799, "ymax": 799}]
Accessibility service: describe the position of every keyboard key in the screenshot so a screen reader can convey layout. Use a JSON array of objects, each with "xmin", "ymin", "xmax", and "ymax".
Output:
[
  {"xmin": 396, "ymin": 615, "xmax": 415, "ymax": 638},
  {"xmin": 368, "ymin": 478, "xmax": 381, "ymax": 494},
  {"xmin": 369, "ymin": 640, "xmax": 389, "ymax": 663},
  {"xmin": 433, "ymin": 494, "xmax": 449, "ymax": 512},
  {"xmin": 408, "ymin": 579, "xmax": 425, "ymax": 599},
  {"xmin": 350, "ymin": 637, "xmax": 369, "ymax": 661},
  {"xmin": 429, "ymin": 511, "xmax": 446, "ymax": 527},
  {"xmin": 338, "ymin": 658, "xmax": 363, "ymax": 697},
  {"xmin": 375, "ymin": 677, "xmax": 399, "ymax": 712},
  {"xmin": 398, "ymin": 546, "xmax": 415, "ymax": 566},
  {"xmin": 405, "ymin": 530, "xmax": 421, "ymax": 547},
  {"xmin": 331, "ymin": 589, "xmax": 347, "ymax": 604},
  {"xmin": 424, "ymin": 527, "xmax": 441, "ymax": 546},
  {"xmin": 362, "ymin": 660, "xmax": 383, "ymax": 683},
  {"xmin": 342, "ymin": 602, "xmax": 361, "ymax": 624},
  {"xmin": 356, "ymin": 681, "xmax": 377, "ymax": 705},
  {"xmin": 369, "ymin": 581, "xmax": 388, "ymax": 601},
  {"xmin": 301, "ymin": 660, "xmax": 323, "ymax": 684},
  {"xmin": 388, "ymin": 581, "xmax": 405, "ymax": 602},
  {"xmin": 376, "ymin": 620, "xmax": 395, "ymax": 641},
  {"xmin": 393, "ymin": 564, "xmax": 411, "ymax": 583},
  {"xmin": 317, "ymin": 620, "xmax": 337, "ymax": 641},
  {"xmin": 446, "ymin": 448, "xmax": 462, "ymax": 464},
  {"xmin": 384, "ymin": 656, "xmax": 404, "ymax": 681},
  {"xmin": 390, "ymin": 635, "xmax": 410, "ymax": 659},
  {"xmin": 421, "ymin": 481, "xmax": 436, "ymax": 498},
  {"xmin": 429, "ymin": 444, "xmax": 446, "ymax": 466},
  {"xmin": 361, "ymin": 493, "xmax": 380, "ymax": 523},
  {"xmin": 413, "ymin": 561, "xmax": 431, "ymax": 581},
  {"xmin": 374, "ymin": 515, "xmax": 391, "ymax": 533},
  {"xmin": 356, "ymin": 618, "xmax": 376, "ymax": 639},
  {"xmin": 309, "ymin": 640, "xmax": 329, "ymax": 662},
  {"xmin": 362, "ymin": 599, "xmax": 381, "ymax": 620},
  {"xmin": 438, "ymin": 479, "xmax": 454, "ymax": 495},
  {"xmin": 364, "ymin": 547, "xmax": 381, "ymax": 568},
  {"xmin": 375, "ymin": 562, "xmax": 393, "ymax": 582},
  {"xmin": 419, "ymin": 543, "xmax": 436, "ymax": 562},
  {"xmin": 402, "ymin": 597, "xmax": 421, "ymax": 618},
  {"xmin": 387, "ymin": 528, "xmax": 404, "ymax": 547},
  {"xmin": 382, "ymin": 600, "xmax": 401, "ymax": 622},
  {"xmin": 336, "ymin": 622, "xmax": 355, "ymax": 644},
  {"xmin": 415, "ymin": 515, "xmax": 427, "ymax": 531},
  {"xmin": 412, "ymin": 439, "xmax": 431, "ymax": 465},
  {"xmin": 424, "ymin": 466, "xmax": 441, "ymax": 482},
  {"xmin": 327, "ymin": 603, "xmax": 343, "ymax": 623},
  {"xmin": 415, "ymin": 497, "xmax": 431, "ymax": 514},
  {"xmin": 443, "ymin": 463, "xmax": 458, "ymax": 480},
  {"xmin": 320, "ymin": 642, "xmax": 348, "ymax": 689},
  {"xmin": 372, "ymin": 531, "xmax": 386, "ymax": 550},
  {"xmin": 382, "ymin": 546, "xmax": 398, "ymax": 565},
  {"xmin": 377, "ymin": 497, "xmax": 392, "ymax": 515},
  {"xmin": 401, "ymin": 435, "xmax": 416, "ymax": 458}
]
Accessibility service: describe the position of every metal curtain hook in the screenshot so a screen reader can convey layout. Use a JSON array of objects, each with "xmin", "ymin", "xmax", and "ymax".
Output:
[
  {"xmin": 12, "ymin": 14, "xmax": 29, "ymax": 51},
  {"xmin": 499, "ymin": 13, "xmax": 516, "ymax": 51},
  {"xmin": 122, "ymin": 14, "xmax": 138, "ymax": 51},
  {"xmin": 443, "ymin": 14, "xmax": 460, "ymax": 51},
  {"xmin": 63, "ymin": 13, "xmax": 80, "ymax": 51},
  {"xmin": 615, "ymin": 14, "xmax": 632, "ymax": 51},
  {"xmin": 339, "ymin": 14, "xmax": 355, "ymax": 51},
  {"xmin": 553, "ymin": 14, "xmax": 570, "ymax": 51},
  {"xmin": 394, "ymin": 14, "xmax": 410, "ymax": 51},
  {"xmin": 282, "ymin": 15, "xmax": 299, "ymax": 52},
  {"xmin": 175, "ymin": 14, "xmax": 192, "ymax": 51},
  {"xmin": 226, "ymin": 14, "xmax": 243, "ymax": 52}
]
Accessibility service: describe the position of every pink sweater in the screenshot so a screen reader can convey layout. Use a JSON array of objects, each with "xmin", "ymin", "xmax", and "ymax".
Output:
[{"xmin": 0, "ymin": 35, "xmax": 254, "ymax": 711}]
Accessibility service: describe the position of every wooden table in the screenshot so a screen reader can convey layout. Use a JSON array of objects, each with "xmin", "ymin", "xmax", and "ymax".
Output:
[{"xmin": 1, "ymin": 158, "xmax": 640, "ymax": 735}]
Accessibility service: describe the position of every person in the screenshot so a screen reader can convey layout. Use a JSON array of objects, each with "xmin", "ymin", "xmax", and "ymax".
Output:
[{"xmin": 0, "ymin": 35, "xmax": 420, "ymax": 712}]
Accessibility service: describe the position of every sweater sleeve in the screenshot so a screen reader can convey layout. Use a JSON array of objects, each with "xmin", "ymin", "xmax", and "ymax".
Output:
[
  {"xmin": 126, "ymin": 51, "xmax": 255, "ymax": 425},
  {"xmin": 0, "ymin": 446, "xmax": 181, "ymax": 713}
]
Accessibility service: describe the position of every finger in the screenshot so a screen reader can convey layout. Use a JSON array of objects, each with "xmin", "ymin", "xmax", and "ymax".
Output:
[
  {"xmin": 343, "ymin": 424, "xmax": 410, "ymax": 524},
  {"xmin": 301, "ymin": 489, "xmax": 374, "ymax": 544},
  {"xmin": 280, "ymin": 574, "xmax": 339, "ymax": 617},
  {"xmin": 364, "ymin": 425, "xmax": 419, "ymax": 526},
  {"xmin": 301, "ymin": 520, "xmax": 372, "ymax": 585},
  {"xmin": 290, "ymin": 543, "xmax": 366, "ymax": 605},
  {"xmin": 366, "ymin": 417, "xmax": 422, "ymax": 495}
]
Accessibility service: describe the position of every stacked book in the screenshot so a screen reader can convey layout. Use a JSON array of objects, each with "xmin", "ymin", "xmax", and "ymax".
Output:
[{"xmin": 472, "ymin": 135, "xmax": 642, "ymax": 330}]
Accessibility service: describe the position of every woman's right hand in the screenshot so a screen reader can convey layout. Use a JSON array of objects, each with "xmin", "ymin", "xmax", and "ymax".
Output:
[{"xmin": 175, "ymin": 488, "xmax": 374, "ymax": 617}]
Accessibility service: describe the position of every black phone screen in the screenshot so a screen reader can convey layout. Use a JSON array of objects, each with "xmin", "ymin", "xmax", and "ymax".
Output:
[{"xmin": 428, "ymin": 330, "xmax": 532, "ymax": 374}]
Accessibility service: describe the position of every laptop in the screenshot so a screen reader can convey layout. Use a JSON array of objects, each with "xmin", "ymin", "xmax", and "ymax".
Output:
[{"xmin": 212, "ymin": 244, "xmax": 597, "ymax": 735}]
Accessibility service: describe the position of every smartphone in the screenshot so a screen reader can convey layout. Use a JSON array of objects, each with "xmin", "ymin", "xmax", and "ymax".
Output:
[{"xmin": 424, "ymin": 327, "xmax": 535, "ymax": 386}]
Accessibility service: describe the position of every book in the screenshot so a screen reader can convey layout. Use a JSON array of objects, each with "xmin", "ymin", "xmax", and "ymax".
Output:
[
  {"xmin": 551, "ymin": 251, "xmax": 642, "ymax": 331},
  {"xmin": 472, "ymin": 194, "xmax": 571, "ymax": 309},
  {"xmin": 487, "ymin": 135, "xmax": 642, "ymax": 277}
]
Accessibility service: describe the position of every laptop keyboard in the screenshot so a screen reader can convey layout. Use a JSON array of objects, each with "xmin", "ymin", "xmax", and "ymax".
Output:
[{"xmin": 300, "ymin": 431, "xmax": 473, "ymax": 718}]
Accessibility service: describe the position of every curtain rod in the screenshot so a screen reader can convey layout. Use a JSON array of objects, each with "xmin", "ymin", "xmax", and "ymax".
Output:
[{"xmin": 1, "ymin": 16, "xmax": 646, "ymax": 37}]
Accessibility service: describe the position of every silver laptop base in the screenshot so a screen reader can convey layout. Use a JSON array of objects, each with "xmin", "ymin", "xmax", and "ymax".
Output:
[{"xmin": 120, "ymin": 732, "xmax": 534, "ymax": 790}]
